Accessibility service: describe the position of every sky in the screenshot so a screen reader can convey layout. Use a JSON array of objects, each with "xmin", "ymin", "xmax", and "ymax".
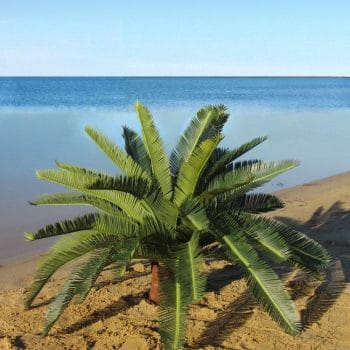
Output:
[{"xmin": 0, "ymin": 1, "xmax": 349, "ymax": 76}]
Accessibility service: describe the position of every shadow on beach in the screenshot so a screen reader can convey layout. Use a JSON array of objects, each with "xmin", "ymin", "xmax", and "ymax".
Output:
[
  {"xmin": 276, "ymin": 200, "xmax": 350, "ymax": 281},
  {"xmin": 192, "ymin": 201, "xmax": 349, "ymax": 346},
  {"xmin": 59, "ymin": 291, "xmax": 146, "ymax": 335}
]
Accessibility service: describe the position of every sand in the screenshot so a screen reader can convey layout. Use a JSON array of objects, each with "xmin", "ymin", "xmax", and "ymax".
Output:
[{"xmin": 0, "ymin": 172, "xmax": 349, "ymax": 349}]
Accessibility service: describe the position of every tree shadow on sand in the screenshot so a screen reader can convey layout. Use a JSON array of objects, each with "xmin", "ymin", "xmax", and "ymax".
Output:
[
  {"xmin": 189, "ymin": 291, "xmax": 256, "ymax": 349},
  {"xmin": 206, "ymin": 264, "xmax": 243, "ymax": 292},
  {"xmin": 275, "ymin": 201, "xmax": 349, "ymax": 330},
  {"xmin": 192, "ymin": 202, "xmax": 349, "ymax": 347},
  {"xmin": 276, "ymin": 200, "xmax": 350, "ymax": 281},
  {"xmin": 59, "ymin": 291, "xmax": 146, "ymax": 334}
]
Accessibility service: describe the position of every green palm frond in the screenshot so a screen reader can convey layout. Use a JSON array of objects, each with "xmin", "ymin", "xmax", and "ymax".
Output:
[
  {"xmin": 73, "ymin": 251, "xmax": 112, "ymax": 304},
  {"xmin": 55, "ymin": 162, "xmax": 152, "ymax": 196},
  {"xmin": 219, "ymin": 230, "xmax": 301, "ymax": 335},
  {"xmin": 275, "ymin": 226, "xmax": 331, "ymax": 274},
  {"xmin": 94, "ymin": 214, "xmax": 138, "ymax": 238},
  {"xmin": 24, "ymin": 213, "xmax": 98, "ymax": 241},
  {"xmin": 135, "ymin": 241, "xmax": 171, "ymax": 260},
  {"xmin": 36, "ymin": 168, "xmax": 99, "ymax": 190},
  {"xmin": 109, "ymin": 239, "xmax": 140, "ymax": 280},
  {"xmin": 211, "ymin": 193, "xmax": 284, "ymax": 213},
  {"xmin": 181, "ymin": 198, "xmax": 210, "ymax": 231},
  {"xmin": 135, "ymin": 102, "xmax": 172, "ymax": 198},
  {"xmin": 75, "ymin": 238, "xmax": 140, "ymax": 301},
  {"xmin": 206, "ymin": 136, "xmax": 268, "ymax": 178},
  {"xmin": 158, "ymin": 233, "xmax": 206, "ymax": 349},
  {"xmin": 30, "ymin": 192, "xmax": 122, "ymax": 217},
  {"xmin": 36, "ymin": 169, "xmax": 150, "ymax": 221},
  {"xmin": 88, "ymin": 190, "xmax": 152, "ymax": 221},
  {"xmin": 243, "ymin": 159, "xmax": 299, "ymax": 182},
  {"xmin": 170, "ymin": 105, "xmax": 226, "ymax": 178},
  {"xmin": 146, "ymin": 190, "xmax": 179, "ymax": 228},
  {"xmin": 177, "ymin": 232, "xmax": 206, "ymax": 301},
  {"xmin": 51, "ymin": 163, "xmax": 151, "ymax": 197},
  {"xmin": 174, "ymin": 134, "xmax": 222, "ymax": 206},
  {"xmin": 140, "ymin": 215, "xmax": 178, "ymax": 240},
  {"xmin": 158, "ymin": 232, "xmax": 206, "ymax": 349},
  {"xmin": 201, "ymin": 167, "xmax": 255, "ymax": 200},
  {"xmin": 230, "ymin": 213, "xmax": 291, "ymax": 262},
  {"xmin": 25, "ymin": 230, "xmax": 122, "ymax": 308},
  {"xmin": 43, "ymin": 249, "xmax": 111, "ymax": 335},
  {"xmin": 199, "ymin": 104, "xmax": 229, "ymax": 140},
  {"xmin": 122, "ymin": 126, "xmax": 152, "ymax": 174},
  {"xmin": 203, "ymin": 160, "xmax": 299, "ymax": 201},
  {"xmin": 85, "ymin": 126, "xmax": 151, "ymax": 181},
  {"xmin": 158, "ymin": 263, "xmax": 191, "ymax": 350},
  {"xmin": 233, "ymin": 159, "xmax": 262, "ymax": 170},
  {"xmin": 236, "ymin": 215, "xmax": 331, "ymax": 274}
]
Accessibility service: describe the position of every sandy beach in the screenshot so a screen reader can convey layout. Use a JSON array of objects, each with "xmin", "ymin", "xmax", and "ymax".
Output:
[{"xmin": 0, "ymin": 172, "xmax": 349, "ymax": 349}]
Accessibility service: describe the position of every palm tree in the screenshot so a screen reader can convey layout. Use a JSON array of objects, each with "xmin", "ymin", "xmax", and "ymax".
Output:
[{"xmin": 25, "ymin": 102, "xmax": 330, "ymax": 349}]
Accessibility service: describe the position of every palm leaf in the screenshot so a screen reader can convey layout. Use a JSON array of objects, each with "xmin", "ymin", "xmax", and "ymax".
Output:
[
  {"xmin": 25, "ymin": 230, "xmax": 124, "ymax": 308},
  {"xmin": 42, "ymin": 249, "xmax": 111, "ymax": 335},
  {"xmin": 90, "ymin": 190, "xmax": 152, "ymax": 222},
  {"xmin": 174, "ymin": 134, "xmax": 222, "ymax": 206},
  {"xmin": 85, "ymin": 126, "xmax": 150, "ymax": 181},
  {"xmin": 158, "ymin": 233, "xmax": 206, "ymax": 349},
  {"xmin": 233, "ymin": 213, "xmax": 291, "ymax": 262},
  {"xmin": 147, "ymin": 190, "xmax": 179, "ymax": 228},
  {"xmin": 275, "ymin": 226, "xmax": 331, "ymax": 274},
  {"xmin": 201, "ymin": 167, "xmax": 255, "ymax": 200},
  {"xmin": 176, "ymin": 232, "xmax": 206, "ymax": 301},
  {"xmin": 181, "ymin": 198, "xmax": 210, "ymax": 231},
  {"xmin": 220, "ymin": 231, "xmax": 301, "ymax": 335},
  {"xmin": 212, "ymin": 214, "xmax": 301, "ymax": 334},
  {"xmin": 109, "ymin": 239, "xmax": 140, "ymax": 280},
  {"xmin": 36, "ymin": 169, "xmax": 150, "ymax": 221},
  {"xmin": 55, "ymin": 162, "xmax": 151, "ymax": 196},
  {"xmin": 242, "ymin": 160, "xmax": 299, "ymax": 184},
  {"xmin": 75, "ymin": 238, "xmax": 140, "ymax": 301},
  {"xmin": 202, "ymin": 160, "xmax": 299, "ymax": 200},
  {"xmin": 211, "ymin": 193, "xmax": 284, "ymax": 213},
  {"xmin": 170, "ymin": 105, "xmax": 226, "ymax": 178},
  {"xmin": 30, "ymin": 192, "xmax": 123, "ymax": 217},
  {"xmin": 122, "ymin": 126, "xmax": 152, "ymax": 174},
  {"xmin": 238, "ymin": 215, "xmax": 331, "ymax": 274},
  {"xmin": 94, "ymin": 214, "xmax": 138, "ymax": 239},
  {"xmin": 206, "ymin": 136, "xmax": 268, "ymax": 178},
  {"xmin": 24, "ymin": 213, "xmax": 98, "ymax": 241},
  {"xmin": 158, "ymin": 263, "xmax": 191, "ymax": 349},
  {"xmin": 135, "ymin": 102, "xmax": 172, "ymax": 198},
  {"xmin": 37, "ymin": 167, "xmax": 144, "ymax": 196},
  {"xmin": 199, "ymin": 104, "xmax": 229, "ymax": 140}
]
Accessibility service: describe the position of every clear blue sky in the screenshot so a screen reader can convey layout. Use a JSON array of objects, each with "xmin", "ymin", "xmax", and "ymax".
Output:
[{"xmin": 1, "ymin": 1, "xmax": 349, "ymax": 76}]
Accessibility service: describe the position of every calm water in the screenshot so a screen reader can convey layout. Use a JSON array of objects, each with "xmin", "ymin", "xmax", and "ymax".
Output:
[{"xmin": 0, "ymin": 77, "xmax": 349, "ymax": 263}]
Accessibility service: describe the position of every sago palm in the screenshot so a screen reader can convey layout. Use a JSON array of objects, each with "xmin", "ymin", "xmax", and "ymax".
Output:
[{"xmin": 25, "ymin": 102, "xmax": 331, "ymax": 349}]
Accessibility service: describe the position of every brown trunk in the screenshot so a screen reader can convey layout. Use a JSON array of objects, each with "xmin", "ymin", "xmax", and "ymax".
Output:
[{"xmin": 149, "ymin": 262, "xmax": 160, "ymax": 304}]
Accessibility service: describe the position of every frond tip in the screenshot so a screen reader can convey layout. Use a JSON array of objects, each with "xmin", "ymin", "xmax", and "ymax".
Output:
[
  {"xmin": 221, "ymin": 232, "xmax": 302, "ymax": 335},
  {"xmin": 24, "ymin": 232, "xmax": 35, "ymax": 241}
]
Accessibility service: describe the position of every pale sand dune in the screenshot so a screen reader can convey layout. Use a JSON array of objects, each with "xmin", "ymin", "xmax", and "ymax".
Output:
[{"xmin": 0, "ymin": 172, "xmax": 349, "ymax": 349}]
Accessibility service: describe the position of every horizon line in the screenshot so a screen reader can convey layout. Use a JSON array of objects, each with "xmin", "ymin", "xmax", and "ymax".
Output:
[{"xmin": 1, "ymin": 75, "xmax": 349, "ymax": 78}]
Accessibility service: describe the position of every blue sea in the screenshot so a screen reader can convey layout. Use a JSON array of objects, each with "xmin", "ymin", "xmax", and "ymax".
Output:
[{"xmin": 0, "ymin": 77, "xmax": 349, "ymax": 263}]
